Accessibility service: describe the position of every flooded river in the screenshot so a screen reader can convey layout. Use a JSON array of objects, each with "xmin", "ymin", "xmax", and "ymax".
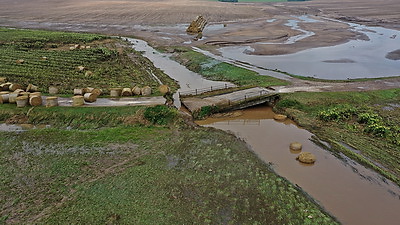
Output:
[
  {"xmin": 197, "ymin": 106, "xmax": 400, "ymax": 225},
  {"xmin": 216, "ymin": 16, "xmax": 400, "ymax": 80}
]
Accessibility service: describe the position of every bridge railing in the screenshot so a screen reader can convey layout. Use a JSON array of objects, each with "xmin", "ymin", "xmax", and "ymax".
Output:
[{"xmin": 178, "ymin": 83, "xmax": 236, "ymax": 97}]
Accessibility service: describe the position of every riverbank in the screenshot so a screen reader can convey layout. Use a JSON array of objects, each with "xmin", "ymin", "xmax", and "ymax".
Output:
[
  {"xmin": 274, "ymin": 89, "xmax": 400, "ymax": 185},
  {"xmin": 0, "ymin": 105, "xmax": 338, "ymax": 224}
]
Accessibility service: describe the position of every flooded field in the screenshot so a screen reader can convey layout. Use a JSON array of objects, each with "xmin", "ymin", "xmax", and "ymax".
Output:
[
  {"xmin": 197, "ymin": 105, "xmax": 400, "ymax": 225},
  {"xmin": 218, "ymin": 17, "xmax": 400, "ymax": 79}
]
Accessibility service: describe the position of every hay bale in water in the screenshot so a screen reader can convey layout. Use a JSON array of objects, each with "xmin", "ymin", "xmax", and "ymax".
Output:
[
  {"xmin": 0, "ymin": 77, "xmax": 6, "ymax": 83},
  {"xmin": 289, "ymin": 142, "xmax": 302, "ymax": 152},
  {"xmin": 110, "ymin": 88, "xmax": 122, "ymax": 97},
  {"xmin": 48, "ymin": 86, "xmax": 59, "ymax": 95},
  {"xmin": 9, "ymin": 93, "xmax": 19, "ymax": 103},
  {"xmin": 296, "ymin": 152, "xmax": 316, "ymax": 164},
  {"xmin": 158, "ymin": 85, "xmax": 170, "ymax": 94},
  {"xmin": 29, "ymin": 95, "xmax": 42, "ymax": 106},
  {"xmin": 84, "ymin": 93, "xmax": 97, "ymax": 103},
  {"xmin": 74, "ymin": 88, "xmax": 85, "ymax": 95},
  {"xmin": 26, "ymin": 84, "xmax": 39, "ymax": 92},
  {"xmin": 16, "ymin": 96, "xmax": 29, "ymax": 108},
  {"xmin": 9, "ymin": 83, "xmax": 23, "ymax": 92},
  {"xmin": 121, "ymin": 88, "xmax": 132, "ymax": 96},
  {"xmin": 46, "ymin": 97, "xmax": 58, "ymax": 107},
  {"xmin": 16, "ymin": 59, "xmax": 25, "ymax": 64},
  {"xmin": 91, "ymin": 88, "xmax": 102, "ymax": 96},
  {"xmin": 274, "ymin": 114, "xmax": 287, "ymax": 121},
  {"xmin": 141, "ymin": 86, "xmax": 152, "ymax": 96},
  {"xmin": 132, "ymin": 86, "xmax": 141, "ymax": 95},
  {"xmin": 72, "ymin": 95, "xmax": 84, "ymax": 106}
]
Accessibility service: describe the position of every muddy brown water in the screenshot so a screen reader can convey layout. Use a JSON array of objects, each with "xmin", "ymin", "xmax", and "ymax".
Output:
[{"xmin": 197, "ymin": 105, "xmax": 400, "ymax": 225}]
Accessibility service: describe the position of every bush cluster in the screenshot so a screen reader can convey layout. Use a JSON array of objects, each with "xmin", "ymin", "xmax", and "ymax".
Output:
[{"xmin": 144, "ymin": 105, "xmax": 177, "ymax": 125}]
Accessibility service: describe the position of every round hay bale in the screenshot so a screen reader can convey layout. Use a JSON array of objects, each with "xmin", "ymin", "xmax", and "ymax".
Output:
[
  {"xmin": 26, "ymin": 84, "xmax": 39, "ymax": 92},
  {"xmin": 74, "ymin": 44, "xmax": 80, "ymax": 49},
  {"xmin": 0, "ymin": 83, "xmax": 12, "ymax": 91},
  {"xmin": 158, "ymin": 85, "xmax": 170, "ymax": 94},
  {"xmin": 85, "ymin": 71, "xmax": 93, "ymax": 77},
  {"xmin": 29, "ymin": 92, "xmax": 41, "ymax": 97},
  {"xmin": 1, "ymin": 93, "xmax": 10, "ymax": 103},
  {"xmin": 19, "ymin": 92, "xmax": 30, "ymax": 97},
  {"xmin": 16, "ymin": 96, "xmax": 29, "ymax": 108},
  {"xmin": 0, "ymin": 96, "xmax": 2, "ymax": 104},
  {"xmin": 48, "ymin": 86, "xmax": 59, "ymax": 95},
  {"xmin": 132, "ymin": 86, "xmax": 141, "ymax": 95},
  {"xmin": 141, "ymin": 86, "xmax": 152, "ymax": 96},
  {"xmin": 91, "ymin": 88, "xmax": 102, "ymax": 96},
  {"xmin": 69, "ymin": 46, "xmax": 75, "ymax": 50},
  {"xmin": 13, "ymin": 89, "xmax": 24, "ymax": 94},
  {"xmin": 110, "ymin": 88, "xmax": 122, "ymax": 97},
  {"xmin": 8, "ymin": 93, "xmax": 19, "ymax": 103},
  {"xmin": 16, "ymin": 59, "xmax": 25, "ymax": 64},
  {"xmin": 46, "ymin": 97, "xmax": 58, "ymax": 107},
  {"xmin": 74, "ymin": 88, "xmax": 85, "ymax": 95},
  {"xmin": 296, "ymin": 152, "xmax": 316, "ymax": 164},
  {"xmin": 0, "ymin": 77, "xmax": 6, "ymax": 83},
  {"xmin": 121, "ymin": 88, "xmax": 132, "ymax": 96},
  {"xmin": 85, "ymin": 87, "xmax": 94, "ymax": 93},
  {"xmin": 9, "ymin": 83, "xmax": 23, "ymax": 92},
  {"xmin": 274, "ymin": 114, "xmax": 287, "ymax": 121},
  {"xmin": 77, "ymin": 66, "xmax": 85, "ymax": 71},
  {"xmin": 41, "ymin": 56, "xmax": 48, "ymax": 60},
  {"xmin": 29, "ymin": 95, "xmax": 42, "ymax": 106},
  {"xmin": 289, "ymin": 142, "xmax": 302, "ymax": 152},
  {"xmin": 84, "ymin": 93, "xmax": 97, "ymax": 103},
  {"xmin": 72, "ymin": 95, "xmax": 84, "ymax": 106},
  {"xmin": 85, "ymin": 46, "xmax": 91, "ymax": 49}
]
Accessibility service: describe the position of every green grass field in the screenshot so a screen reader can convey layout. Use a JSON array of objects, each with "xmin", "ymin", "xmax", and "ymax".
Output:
[
  {"xmin": 0, "ymin": 28, "xmax": 177, "ymax": 95},
  {"xmin": 0, "ymin": 105, "xmax": 337, "ymax": 224}
]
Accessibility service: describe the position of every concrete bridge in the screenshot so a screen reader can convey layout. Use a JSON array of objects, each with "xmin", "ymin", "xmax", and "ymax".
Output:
[{"xmin": 180, "ymin": 87, "xmax": 279, "ymax": 114}]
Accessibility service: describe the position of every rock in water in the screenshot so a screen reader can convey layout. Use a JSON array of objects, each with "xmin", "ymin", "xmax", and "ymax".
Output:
[{"xmin": 296, "ymin": 152, "xmax": 316, "ymax": 164}]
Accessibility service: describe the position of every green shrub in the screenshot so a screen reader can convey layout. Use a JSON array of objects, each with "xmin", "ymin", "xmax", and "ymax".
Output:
[
  {"xmin": 194, "ymin": 106, "xmax": 218, "ymax": 120},
  {"xmin": 364, "ymin": 123, "xmax": 390, "ymax": 137},
  {"xmin": 144, "ymin": 105, "xmax": 177, "ymax": 125},
  {"xmin": 318, "ymin": 106, "xmax": 357, "ymax": 122},
  {"xmin": 357, "ymin": 112, "xmax": 382, "ymax": 125}
]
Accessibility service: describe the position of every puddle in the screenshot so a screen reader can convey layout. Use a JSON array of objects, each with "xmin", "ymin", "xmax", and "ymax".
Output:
[
  {"xmin": 0, "ymin": 123, "xmax": 50, "ymax": 132},
  {"xmin": 217, "ymin": 16, "xmax": 400, "ymax": 79},
  {"xmin": 197, "ymin": 105, "xmax": 400, "ymax": 225}
]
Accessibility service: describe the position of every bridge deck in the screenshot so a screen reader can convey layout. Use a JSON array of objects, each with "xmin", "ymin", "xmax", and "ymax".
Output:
[{"xmin": 181, "ymin": 87, "xmax": 277, "ymax": 113}]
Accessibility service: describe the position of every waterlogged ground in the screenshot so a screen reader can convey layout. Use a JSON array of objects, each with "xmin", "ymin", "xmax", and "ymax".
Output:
[{"xmin": 0, "ymin": 114, "xmax": 338, "ymax": 224}]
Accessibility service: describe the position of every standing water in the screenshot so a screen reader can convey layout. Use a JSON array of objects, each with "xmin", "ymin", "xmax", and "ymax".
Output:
[
  {"xmin": 126, "ymin": 38, "xmax": 232, "ymax": 107},
  {"xmin": 197, "ymin": 106, "xmax": 400, "ymax": 225}
]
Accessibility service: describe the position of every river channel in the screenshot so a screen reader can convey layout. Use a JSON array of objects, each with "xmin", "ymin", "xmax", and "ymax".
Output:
[{"xmin": 197, "ymin": 106, "xmax": 400, "ymax": 225}]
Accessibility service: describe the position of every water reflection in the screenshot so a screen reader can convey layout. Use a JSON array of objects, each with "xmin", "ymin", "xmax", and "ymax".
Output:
[{"xmin": 197, "ymin": 105, "xmax": 400, "ymax": 225}]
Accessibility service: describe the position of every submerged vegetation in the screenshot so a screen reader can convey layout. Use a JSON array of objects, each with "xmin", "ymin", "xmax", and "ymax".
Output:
[
  {"xmin": 275, "ymin": 89, "xmax": 400, "ymax": 185},
  {"xmin": 0, "ymin": 28, "xmax": 177, "ymax": 95},
  {"xmin": 167, "ymin": 47, "xmax": 289, "ymax": 87}
]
